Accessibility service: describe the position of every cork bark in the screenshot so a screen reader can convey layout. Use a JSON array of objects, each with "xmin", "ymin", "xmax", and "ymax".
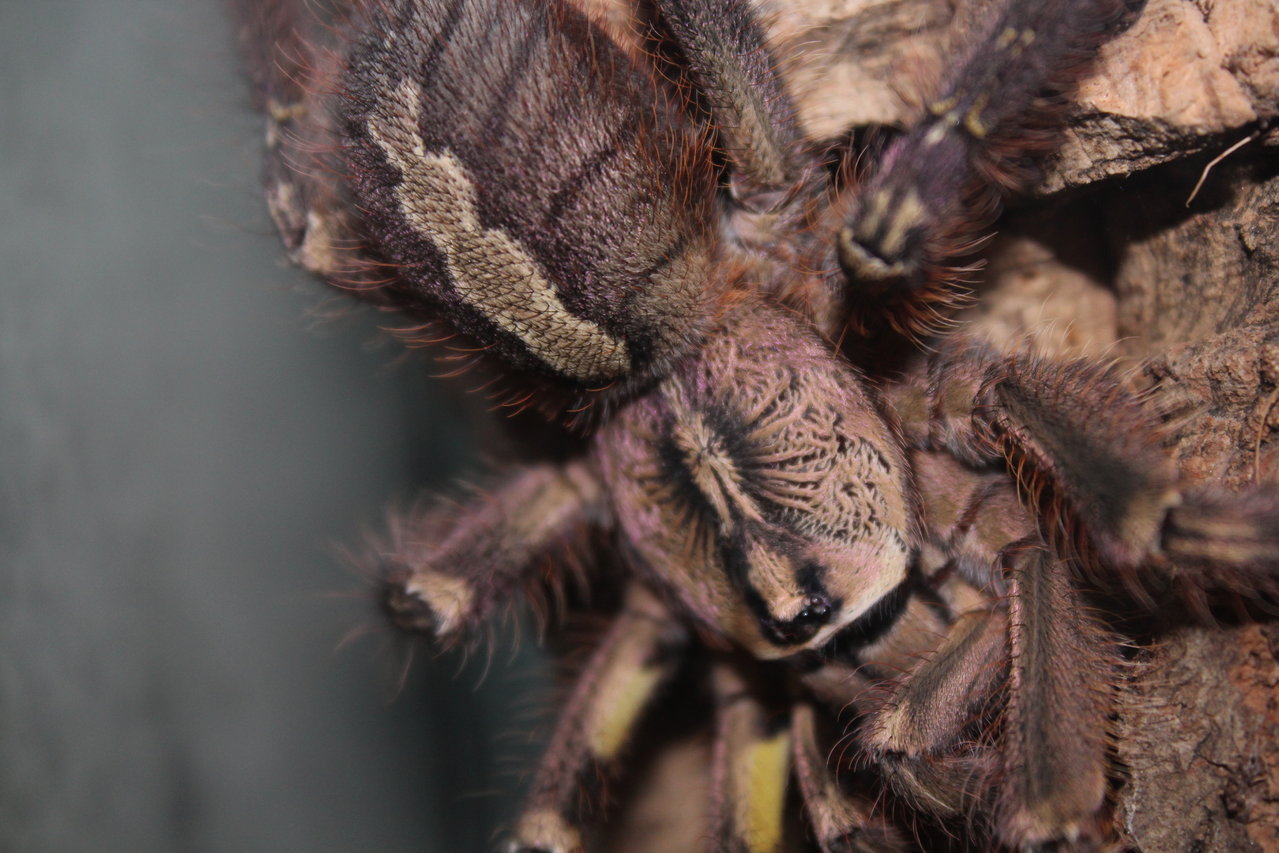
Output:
[{"xmin": 768, "ymin": 1, "xmax": 1279, "ymax": 850}]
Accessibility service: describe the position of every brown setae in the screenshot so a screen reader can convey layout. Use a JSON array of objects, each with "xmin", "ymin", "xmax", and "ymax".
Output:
[{"xmin": 232, "ymin": 0, "xmax": 1279, "ymax": 849}]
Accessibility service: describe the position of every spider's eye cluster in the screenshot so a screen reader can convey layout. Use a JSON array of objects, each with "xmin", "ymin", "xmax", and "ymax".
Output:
[{"xmin": 760, "ymin": 593, "xmax": 835, "ymax": 645}]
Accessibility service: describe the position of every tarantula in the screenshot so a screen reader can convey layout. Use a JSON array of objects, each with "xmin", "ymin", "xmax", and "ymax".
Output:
[{"xmin": 234, "ymin": 0, "xmax": 1279, "ymax": 849}]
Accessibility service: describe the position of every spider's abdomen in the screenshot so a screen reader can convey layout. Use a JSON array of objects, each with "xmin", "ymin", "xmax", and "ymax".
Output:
[{"xmin": 343, "ymin": 0, "xmax": 721, "ymax": 390}]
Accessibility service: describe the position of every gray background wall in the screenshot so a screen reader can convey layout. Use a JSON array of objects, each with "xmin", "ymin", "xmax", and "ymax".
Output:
[{"xmin": 1, "ymin": 2, "xmax": 546, "ymax": 850}]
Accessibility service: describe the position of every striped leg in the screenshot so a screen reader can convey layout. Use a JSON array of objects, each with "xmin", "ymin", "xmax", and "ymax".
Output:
[
  {"xmin": 895, "ymin": 343, "xmax": 1279, "ymax": 603},
  {"xmin": 651, "ymin": 0, "xmax": 805, "ymax": 206},
  {"xmin": 836, "ymin": 0, "xmax": 1126, "ymax": 336},
  {"xmin": 709, "ymin": 662, "xmax": 793, "ymax": 853},
  {"xmin": 888, "ymin": 345, "xmax": 1279, "ymax": 845},
  {"xmin": 996, "ymin": 544, "xmax": 1114, "ymax": 850},
  {"xmin": 511, "ymin": 584, "xmax": 686, "ymax": 853},
  {"xmin": 860, "ymin": 607, "xmax": 1007, "ymax": 762},
  {"xmin": 378, "ymin": 461, "xmax": 605, "ymax": 649},
  {"xmin": 853, "ymin": 593, "xmax": 1005, "ymax": 822},
  {"xmin": 974, "ymin": 355, "xmax": 1279, "ymax": 604},
  {"xmin": 791, "ymin": 703, "xmax": 906, "ymax": 853},
  {"xmin": 853, "ymin": 545, "xmax": 1111, "ymax": 849}
]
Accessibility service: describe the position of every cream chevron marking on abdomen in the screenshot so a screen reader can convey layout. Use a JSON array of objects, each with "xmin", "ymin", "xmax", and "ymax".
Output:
[{"xmin": 367, "ymin": 78, "xmax": 632, "ymax": 383}]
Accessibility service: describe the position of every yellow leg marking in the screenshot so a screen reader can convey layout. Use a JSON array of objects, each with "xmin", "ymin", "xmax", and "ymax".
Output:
[
  {"xmin": 923, "ymin": 118, "xmax": 952, "ymax": 146},
  {"xmin": 367, "ymin": 79, "xmax": 631, "ymax": 382},
  {"xmin": 928, "ymin": 95, "xmax": 959, "ymax": 117},
  {"xmin": 586, "ymin": 663, "xmax": 664, "ymax": 760},
  {"xmin": 585, "ymin": 591, "xmax": 674, "ymax": 760},
  {"xmin": 734, "ymin": 729, "xmax": 792, "ymax": 853},
  {"xmin": 963, "ymin": 93, "xmax": 991, "ymax": 139},
  {"xmin": 877, "ymin": 188, "xmax": 926, "ymax": 258},
  {"xmin": 996, "ymin": 27, "xmax": 1035, "ymax": 56},
  {"xmin": 266, "ymin": 99, "xmax": 306, "ymax": 124}
]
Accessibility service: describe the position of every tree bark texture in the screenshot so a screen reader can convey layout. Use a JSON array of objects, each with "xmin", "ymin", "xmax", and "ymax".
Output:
[
  {"xmin": 765, "ymin": 1, "xmax": 1279, "ymax": 850},
  {"xmin": 582, "ymin": 1, "xmax": 1277, "ymax": 849}
]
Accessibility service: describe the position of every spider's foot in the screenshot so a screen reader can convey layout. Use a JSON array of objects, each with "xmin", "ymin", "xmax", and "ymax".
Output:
[
  {"xmin": 379, "ymin": 565, "xmax": 472, "ymax": 640},
  {"xmin": 507, "ymin": 809, "xmax": 584, "ymax": 853}
]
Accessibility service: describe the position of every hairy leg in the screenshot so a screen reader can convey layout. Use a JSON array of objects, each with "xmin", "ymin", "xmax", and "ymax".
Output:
[
  {"xmin": 894, "ymin": 343, "xmax": 1279, "ymax": 602},
  {"xmin": 378, "ymin": 461, "xmax": 605, "ymax": 648},
  {"xmin": 709, "ymin": 661, "xmax": 794, "ymax": 853},
  {"xmin": 791, "ymin": 702, "xmax": 905, "ymax": 853},
  {"xmin": 851, "ymin": 590, "xmax": 1003, "ymax": 823},
  {"xmin": 650, "ymin": 0, "xmax": 805, "ymax": 206},
  {"xmin": 975, "ymin": 354, "xmax": 1279, "ymax": 602},
  {"xmin": 511, "ymin": 584, "xmax": 686, "ymax": 853},
  {"xmin": 835, "ymin": 0, "xmax": 1128, "ymax": 337},
  {"xmin": 996, "ymin": 543, "xmax": 1114, "ymax": 850}
]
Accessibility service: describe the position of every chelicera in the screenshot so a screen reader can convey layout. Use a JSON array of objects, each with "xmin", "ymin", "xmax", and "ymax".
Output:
[{"xmin": 234, "ymin": 0, "xmax": 1279, "ymax": 849}]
